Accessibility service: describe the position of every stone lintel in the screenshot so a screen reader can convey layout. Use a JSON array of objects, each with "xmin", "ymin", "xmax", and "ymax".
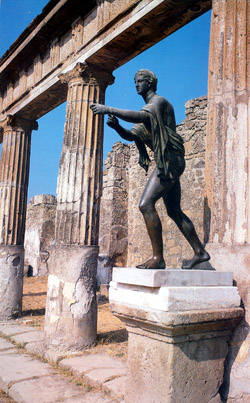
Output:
[{"xmin": 112, "ymin": 267, "xmax": 233, "ymax": 287}]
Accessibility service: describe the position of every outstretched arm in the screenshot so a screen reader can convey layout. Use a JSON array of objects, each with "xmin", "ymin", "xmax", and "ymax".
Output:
[
  {"xmin": 106, "ymin": 115, "xmax": 135, "ymax": 141},
  {"xmin": 90, "ymin": 103, "xmax": 148, "ymax": 124}
]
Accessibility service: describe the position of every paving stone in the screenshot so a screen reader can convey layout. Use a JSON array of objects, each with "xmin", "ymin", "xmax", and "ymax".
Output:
[
  {"xmin": 11, "ymin": 330, "xmax": 45, "ymax": 345},
  {"xmin": 103, "ymin": 376, "xmax": 126, "ymax": 400},
  {"xmin": 62, "ymin": 392, "xmax": 118, "ymax": 402},
  {"xmin": 0, "ymin": 324, "xmax": 38, "ymax": 336},
  {"xmin": 60, "ymin": 354, "xmax": 126, "ymax": 377},
  {"xmin": 0, "ymin": 337, "xmax": 15, "ymax": 350},
  {"xmin": 0, "ymin": 348, "xmax": 19, "ymax": 355},
  {"xmin": 84, "ymin": 368, "xmax": 126, "ymax": 388},
  {"xmin": 9, "ymin": 375, "xmax": 84, "ymax": 403},
  {"xmin": 44, "ymin": 348, "xmax": 81, "ymax": 364},
  {"xmin": 0, "ymin": 353, "xmax": 52, "ymax": 393},
  {"xmin": 25, "ymin": 340, "xmax": 45, "ymax": 356}
]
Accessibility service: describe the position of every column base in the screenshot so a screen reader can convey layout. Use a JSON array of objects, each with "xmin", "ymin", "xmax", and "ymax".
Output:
[
  {"xmin": 0, "ymin": 245, "xmax": 24, "ymax": 320},
  {"xmin": 44, "ymin": 244, "xmax": 98, "ymax": 351},
  {"xmin": 110, "ymin": 268, "xmax": 243, "ymax": 403}
]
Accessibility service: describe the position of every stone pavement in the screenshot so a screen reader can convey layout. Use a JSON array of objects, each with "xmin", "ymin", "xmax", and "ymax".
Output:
[{"xmin": 0, "ymin": 322, "xmax": 126, "ymax": 403}]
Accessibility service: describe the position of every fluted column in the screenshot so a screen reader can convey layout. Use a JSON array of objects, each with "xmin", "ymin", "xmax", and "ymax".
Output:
[
  {"xmin": 44, "ymin": 63, "xmax": 114, "ymax": 351},
  {"xmin": 0, "ymin": 115, "xmax": 38, "ymax": 320},
  {"xmin": 56, "ymin": 62, "xmax": 114, "ymax": 245},
  {"xmin": 205, "ymin": 0, "xmax": 250, "ymax": 249},
  {"xmin": 204, "ymin": 2, "xmax": 250, "ymax": 399}
]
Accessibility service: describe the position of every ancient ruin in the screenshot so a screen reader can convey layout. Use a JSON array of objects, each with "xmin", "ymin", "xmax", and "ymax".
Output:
[
  {"xmin": 0, "ymin": 0, "xmax": 249, "ymax": 402},
  {"xmin": 24, "ymin": 194, "xmax": 56, "ymax": 277}
]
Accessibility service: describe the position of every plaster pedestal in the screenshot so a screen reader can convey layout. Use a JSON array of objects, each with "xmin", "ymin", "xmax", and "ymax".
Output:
[
  {"xmin": 44, "ymin": 244, "xmax": 98, "ymax": 351},
  {"xmin": 0, "ymin": 245, "xmax": 24, "ymax": 320},
  {"xmin": 110, "ymin": 268, "xmax": 244, "ymax": 403}
]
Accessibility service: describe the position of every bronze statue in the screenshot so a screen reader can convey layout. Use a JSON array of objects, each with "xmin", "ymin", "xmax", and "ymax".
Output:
[{"xmin": 90, "ymin": 69, "xmax": 210, "ymax": 270}]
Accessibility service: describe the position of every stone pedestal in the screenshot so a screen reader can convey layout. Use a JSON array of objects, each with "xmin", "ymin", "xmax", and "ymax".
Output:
[
  {"xmin": 0, "ymin": 245, "xmax": 24, "ymax": 320},
  {"xmin": 44, "ymin": 245, "xmax": 98, "ymax": 351},
  {"xmin": 110, "ymin": 268, "xmax": 243, "ymax": 403}
]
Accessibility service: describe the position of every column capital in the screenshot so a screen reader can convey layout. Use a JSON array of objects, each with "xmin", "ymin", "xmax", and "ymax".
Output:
[
  {"xmin": 0, "ymin": 115, "xmax": 38, "ymax": 133},
  {"xmin": 59, "ymin": 62, "xmax": 115, "ymax": 89}
]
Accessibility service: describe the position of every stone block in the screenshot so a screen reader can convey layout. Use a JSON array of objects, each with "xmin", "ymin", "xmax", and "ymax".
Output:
[
  {"xmin": 0, "ymin": 324, "xmax": 38, "ymax": 336},
  {"xmin": 9, "ymin": 375, "xmax": 84, "ymax": 403},
  {"xmin": 62, "ymin": 392, "xmax": 116, "ymax": 402},
  {"xmin": 103, "ymin": 376, "xmax": 126, "ymax": 400},
  {"xmin": 112, "ymin": 267, "xmax": 233, "ymax": 287},
  {"xmin": 60, "ymin": 354, "xmax": 126, "ymax": 380},
  {"xmin": 60, "ymin": 354, "xmax": 126, "ymax": 393},
  {"xmin": 11, "ymin": 329, "xmax": 45, "ymax": 345},
  {"xmin": 110, "ymin": 282, "xmax": 240, "ymax": 312},
  {"xmin": 0, "ymin": 353, "xmax": 52, "ymax": 393},
  {"xmin": 25, "ymin": 340, "xmax": 45, "ymax": 356},
  {"xmin": 0, "ymin": 337, "xmax": 15, "ymax": 351},
  {"xmin": 125, "ymin": 326, "xmax": 227, "ymax": 403}
]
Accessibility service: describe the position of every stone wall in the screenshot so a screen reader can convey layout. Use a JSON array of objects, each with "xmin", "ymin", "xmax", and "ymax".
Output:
[
  {"xmin": 99, "ymin": 96, "xmax": 207, "ymax": 268},
  {"xmin": 24, "ymin": 194, "xmax": 56, "ymax": 276},
  {"xmin": 99, "ymin": 142, "xmax": 130, "ymax": 267}
]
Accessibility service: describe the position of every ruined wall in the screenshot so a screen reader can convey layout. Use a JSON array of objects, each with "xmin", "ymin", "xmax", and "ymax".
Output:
[
  {"xmin": 99, "ymin": 96, "xmax": 207, "ymax": 268},
  {"xmin": 24, "ymin": 194, "xmax": 56, "ymax": 276},
  {"xmin": 99, "ymin": 142, "xmax": 130, "ymax": 272}
]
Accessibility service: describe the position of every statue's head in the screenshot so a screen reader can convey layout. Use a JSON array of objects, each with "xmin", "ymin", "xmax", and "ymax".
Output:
[{"xmin": 134, "ymin": 69, "xmax": 158, "ymax": 92}]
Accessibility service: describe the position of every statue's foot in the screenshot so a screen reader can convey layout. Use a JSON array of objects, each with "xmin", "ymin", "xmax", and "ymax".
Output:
[
  {"xmin": 136, "ymin": 257, "xmax": 166, "ymax": 270},
  {"xmin": 182, "ymin": 251, "xmax": 210, "ymax": 270}
]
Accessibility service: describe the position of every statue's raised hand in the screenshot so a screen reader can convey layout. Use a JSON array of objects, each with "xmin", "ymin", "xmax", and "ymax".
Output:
[
  {"xmin": 107, "ymin": 115, "xmax": 119, "ymax": 129},
  {"xmin": 90, "ymin": 103, "xmax": 107, "ymax": 115}
]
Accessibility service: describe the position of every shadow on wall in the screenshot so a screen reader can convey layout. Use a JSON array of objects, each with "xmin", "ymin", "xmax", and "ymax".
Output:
[{"xmin": 203, "ymin": 196, "xmax": 211, "ymax": 246}]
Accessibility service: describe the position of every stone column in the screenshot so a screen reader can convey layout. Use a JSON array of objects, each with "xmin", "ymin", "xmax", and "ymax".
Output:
[
  {"xmin": 205, "ymin": 0, "xmax": 250, "ymax": 264},
  {"xmin": 204, "ymin": 1, "xmax": 250, "ymax": 400},
  {"xmin": 0, "ymin": 115, "xmax": 38, "ymax": 320},
  {"xmin": 44, "ymin": 63, "xmax": 114, "ymax": 350},
  {"xmin": 110, "ymin": 268, "xmax": 243, "ymax": 403}
]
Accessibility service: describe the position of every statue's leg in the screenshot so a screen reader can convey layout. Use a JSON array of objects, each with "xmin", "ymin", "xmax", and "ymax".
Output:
[
  {"xmin": 137, "ymin": 168, "xmax": 173, "ymax": 269},
  {"xmin": 163, "ymin": 180, "xmax": 210, "ymax": 269}
]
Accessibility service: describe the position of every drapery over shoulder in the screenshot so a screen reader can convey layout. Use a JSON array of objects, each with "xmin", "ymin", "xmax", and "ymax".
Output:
[{"xmin": 131, "ymin": 103, "xmax": 185, "ymax": 180}]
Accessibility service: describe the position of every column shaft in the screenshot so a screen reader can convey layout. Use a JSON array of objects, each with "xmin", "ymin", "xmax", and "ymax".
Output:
[
  {"xmin": 0, "ymin": 116, "xmax": 37, "ymax": 245},
  {"xmin": 205, "ymin": 0, "xmax": 250, "ymax": 245},
  {"xmin": 204, "ymin": 2, "xmax": 250, "ymax": 399},
  {"xmin": 0, "ymin": 115, "xmax": 37, "ymax": 320},
  {"xmin": 56, "ymin": 62, "xmax": 114, "ymax": 245}
]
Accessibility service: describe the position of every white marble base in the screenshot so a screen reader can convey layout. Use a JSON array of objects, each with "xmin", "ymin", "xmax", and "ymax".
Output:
[{"xmin": 110, "ymin": 268, "xmax": 240, "ymax": 312}]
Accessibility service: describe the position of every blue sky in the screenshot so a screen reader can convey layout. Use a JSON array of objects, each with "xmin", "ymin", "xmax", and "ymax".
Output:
[{"xmin": 0, "ymin": 1, "xmax": 211, "ymax": 201}]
